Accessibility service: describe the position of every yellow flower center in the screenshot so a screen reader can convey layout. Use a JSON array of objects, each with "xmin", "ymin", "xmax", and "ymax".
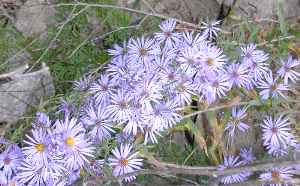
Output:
[
  {"xmin": 35, "ymin": 143, "xmax": 45, "ymax": 152},
  {"xmin": 119, "ymin": 159, "xmax": 129, "ymax": 166},
  {"xmin": 65, "ymin": 137, "xmax": 75, "ymax": 147}
]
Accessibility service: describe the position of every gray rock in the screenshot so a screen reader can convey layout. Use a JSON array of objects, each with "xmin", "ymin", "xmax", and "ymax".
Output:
[
  {"xmin": 15, "ymin": 0, "xmax": 56, "ymax": 37},
  {"xmin": 118, "ymin": 0, "xmax": 221, "ymax": 23},
  {"xmin": 218, "ymin": 0, "xmax": 300, "ymax": 19},
  {"xmin": 0, "ymin": 63, "xmax": 55, "ymax": 130}
]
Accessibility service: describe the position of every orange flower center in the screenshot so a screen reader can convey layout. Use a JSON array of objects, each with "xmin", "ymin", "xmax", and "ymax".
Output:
[
  {"xmin": 271, "ymin": 84, "xmax": 277, "ymax": 91},
  {"xmin": 139, "ymin": 48, "xmax": 147, "ymax": 56},
  {"xmin": 271, "ymin": 171, "xmax": 280, "ymax": 182},
  {"xmin": 119, "ymin": 159, "xmax": 129, "ymax": 166},
  {"xmin": 207, "ymin": 58, "xmax": 215, "ymax": 66}
]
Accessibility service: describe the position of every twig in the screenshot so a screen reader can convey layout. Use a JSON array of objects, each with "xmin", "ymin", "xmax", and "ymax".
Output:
[
  {"xmin": 182, "ymin": 98, "xmax": 250, "ymax": 119},
  {"xmin": 147, "ymin": 159, "xmax": 300, "ymax": 177},
  {"xmin": 68, "ymin": 14, "xmax": 149, "ymax": 58},
  {"xmin": 27, "ymin": 5, "xmax": 90, "ymax": 72}
]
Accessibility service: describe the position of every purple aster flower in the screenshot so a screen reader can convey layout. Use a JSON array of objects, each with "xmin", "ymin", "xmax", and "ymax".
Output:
[
  {"xmin": 88, "ymin": 159, "xmax": 104, "ymax": 176},
  {"xmin": 257, "ymin": 72, "xmax": 288, "ymax": 100},
  {"xmin": 116, "ymin": 132, "xmax": 135, "ymax": 145},
  {"xmin": 143, "ymin": 124, "xmax": 162, "ymax": 144},
  {"xmin": 154, "ymin": 19, "xmax": 181, "ymax": 48},
  {"xmin": 57, "ymin": 98, "xmax": 76, "ymax": 118},
  {"xmin": 259, "ymin": 167, "xmax": 294, "ymax": 186},
  {"xmin": 82, "ymin": 103, "xmax": 115, "ymax": 143},
  {"xmin": 0, "ymin": 144, "xmax": 23, "ymax": 178},
  {"xmin": 277, "ymin": 55, "xmax": 300, "ymax": 85},
  {"xmin": 134, "ymin": 78, "xmax": 162, "ymax": 111},
  {"xmin": 227, "ymin": 62, "xmax": 253, "ymax": 89},
  {"xmin": 105, "ymin": 89, "xmax": 132, "ymax": 122},
  {"xmin": 217, "ymin": 155, "xmax": 252, "ymax": 184},
  {"xmin": 172, "ymin": 78, "xmax": 196, "ymax": 105},
  {"xmin": 198, "ymin": 45, "xmax": 227, "ymax": 72},
  {"xmin": 181, "ymin": 31, "xmax": 206, "ymax": 49},
  {"xmin": 17, "ymin": 159, "xmax": 66, "ymax": 186},
  {"xmin": 54, "ymin": 118, "xmax": 95, "ymax": 170},
  {"xmin": 225, "ymin": 107, "xmax": 250, "ymax": 137},
  {"xmin": 89, "ymin": 74, "xmax": 114, "ymax": 106},
  {"xmin": 108, "ymin": 41, "xmax": 128, "ymax": 57},
  {"xmin": 177, "ymin": 47, "xmax": 200, "ymax": 74},
  {"xmin": 241, "ymin": 44, "xmax": 270, "ymax": 81},
  {"xmin": 241, "ymin": 44, "xmax": 269, "ymax": 66},
  {"xmin": 200, "ymin": 20, "xmax": 221, "ymax": 39},
  {"xmin": 148, "ymin": 102, "xmax": 182, "ymax": 129},
  {"xmin": 73, "ymin": 74, "xmax": 93, "ymax": 91},
  {"xmin": 32, "ymin": 112, "xmax": 51, "ymax": 129},
  {"xmin": 22, "ymin": 129, "xmax": 52, "ymax": 164},
  {"xmin": 239, "ymin": 148, "xmax": 255, "ymax": 165},
  {"xmin": 200, "ymin": 73, "xmax": 231, "ymax": 103},
  {"xmin": 127, "ymin": 36, "xmax": 160, "ymax": 66},
  {"xmin": 109, "ymin": 144, "xmax": 143, "ymax": 182},
  {"xmin": 124, "ymin": 109, "xmax": 148, "ymax": 135},
  {"xmin": 261, "ymin": 115, "xmax": 296, "ymax": 152}
]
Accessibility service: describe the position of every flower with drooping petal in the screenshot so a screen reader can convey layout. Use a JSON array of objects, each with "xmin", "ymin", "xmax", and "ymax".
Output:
[
  {"xmin": 154, "ymin": 19, "xmax": 181, "ymax": 48},
  {"xmin": 201, "ymin": 20, "xmax": 221, "ymax": 39},
  {"xmin": 225, "ymin": 107, "xmax": 250, "ymax": 137},
  {"xmin": 0, "ymin": 144, "xmax": 23, "ymax": 178},
  {"xmin": 257, "ymin": 72, "xmax": 288, "ymax": 100},
  {"xmin": 217, "ymin": 155, "xmax": 252, "ymax": 184},
  {"xmin": 261, "ymin": 115, "xmax": 296, "ymax": 154},
  {"xmin": 109, "ymin": 144, "xmax": 143, "ymax": 182},
  {"xmin": 277, "ymin": 55, "xmax": 300, "ymax": 85},
  {"xmin": 259, "ymin": 167, "xmax": 294, "ymax": 186}
]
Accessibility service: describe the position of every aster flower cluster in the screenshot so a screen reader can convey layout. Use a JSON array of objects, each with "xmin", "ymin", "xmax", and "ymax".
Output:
[
  {"xmin": 2, "ymin": 19, "xmax": 299, "ymax": 185},
  {"xmin": 0, "ymin": 112, "xmax": 95, "ymax": 185},
  {"xmin": 71, "ymin": 19, "xmax": 300, "ymax": 184}
]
